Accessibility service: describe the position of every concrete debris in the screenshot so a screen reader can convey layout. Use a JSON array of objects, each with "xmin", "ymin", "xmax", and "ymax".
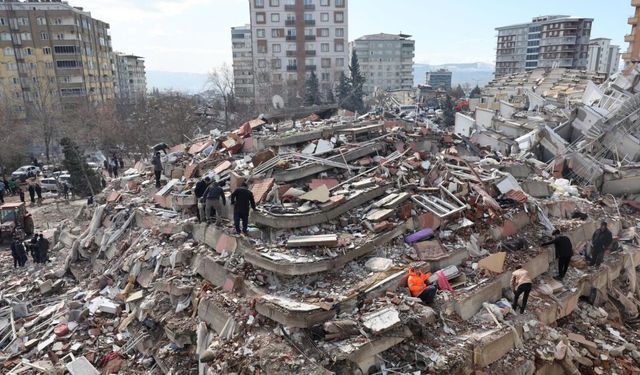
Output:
[{"xmin": 2, "ymin": 98, "xmax": 640, "ymax": 375}]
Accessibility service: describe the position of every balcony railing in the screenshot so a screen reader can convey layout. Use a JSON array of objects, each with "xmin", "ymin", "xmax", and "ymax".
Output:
[
  {"xmin": 304, "ymin": 4, "xmax": 315, "ymax": 10},
  {"xmin": 286, "ymin": 50, "xmax": 296, "ymax": 57},
  {"xmin": 286, "ymin": 65, "xmax": 298, "ymax": 71},
  {"xmin": 284, "ymin": 4, "xmax": 296, "ymax": 11},
  {"xmin": 305, "ymin": 50, "xmax": 316, "ymax": 56},
  {"xmin": 305, "ymin": 65, "xmax": 316, "ymax": 71},
  {"xmin": 625, "ymin": 34, "xmax": 635, "ymax": 42},
  {"xmin": 629, "ymin": 16, "xmax": 639, "ymax": 25},
  {"xmin": 304, "ymin": 20, "xmax": 315, "ymax": 26},
  {"xmin": 286, "ymin": 35, "xmax": 297, "ymax": 41},
  {"xmin": 304, "ymin": 35, "xmax": 316, "ymax": 41},
  {"xmin": 633, "ymin": 0, "xmax": 640, "ymax": 6},
  {"xmin": 285, "ymin": 19, "xmax": 296, "ymax": 26}
]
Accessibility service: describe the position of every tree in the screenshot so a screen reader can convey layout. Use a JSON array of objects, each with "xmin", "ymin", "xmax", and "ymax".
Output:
[
  {"xmin": 60, "ymin": 137, "xmax": 101, "ymax": 197},
  {"xmin": 27, "ymin": 65, "xmax": 62, "ymax": 163},
  {"xmin": 304, "ymin": 71, "xmax": 321, "ymax": 106},
  {"xmin": 470, "ymin": 85, "xmax": 482, "ymax": 98},
  {"xmin": 206, "ymin": 64, "xmax": 235, "ymax": 128},
  {"xmin": 442, "ymin": 95, "xmax": 455, "ymax": 127},
  {"xmin": 449, "ymin": 84, "xmax": 466, "ymax": 100},
  {"xmin": 324, "ymin": 88, "xmax": 335, "ymax": 104},
  {"xmin": 0, "ymin": 92, "xmax": 29, "ymax": 172},
  {"xmin": 336, "ymin": 72, "xmax": 350, "ymax": 107},
  {"xmin": 348, "ymin": 51, "xmax": 365, "ymax": 113}
]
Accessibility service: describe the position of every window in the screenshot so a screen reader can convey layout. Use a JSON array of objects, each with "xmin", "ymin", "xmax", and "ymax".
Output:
[
  {"xmin": 336, "ymin": 28, "xmax": 344, "ymax": 37},
  {"xmin": 321, "ymin": 72, "xmax": 330, "ymax": 81},
  {"xmin": 258, "ymin": 43, "xmax": 267, "ymax": 53},
  {"xmin": 321, "ymin": 43, "xmax": 329, "ymax": 52},
  {"xmin": 7, "ymin": 63, "xmax": 17, "ymax": 70},
  {"xmin": 273, "ymin": 44, "xmax": 281, "ymax": 53},
  {"xmin": 25, "ymin": 47, "xmax": 32, "ymax": 55},
  {"xmin": 304, "ymin": 0, "xmax": 313, "ymax": 4},
  {"xmin": 335, "ymin": 0, "xmax": 344, "ymax": 6},
  {"xmin": 320, "ymin": 0, "xmax": 329, "ymax": 5},
  {"xmin": 255, "ymin": 0, "xmax": 265, "ymax": 7},
  {"xmin": 335, "ymin": 41, "xmax": 344, "ymax": 52},
  {"xmin": 45, "ymin": 62, "xmax": 54, "ymax": 69},
  {"xmin": 334, "ymin": 11, "xmax": 344, "ymax": 23},
  {"xmin": 321, "ymin": 58, "xmax": 331, "ymax": 68},
  {"xmin": 304, "ymin": 28, "xmax": 313, "ymax": 36},
  {"xmin": 4, "ymin": 47, "xmax": 13, "ymax": 56},
  {"xmin": 56, "ymin": 60, "xmax": 82, "ymax": 69},
  {"xmin": 318, "ymin": 28, "xmax": 329, "ymax": 37},
  {"xmin": 18, "ymin": 17, "xmax": 29, "ymax": 26},
  {"xmin": 54, "ymin": 46, "xmax": 80, "ymax": 54},
  {"xmin": 272, "ymin": 29, "xmax": 284, "ymax": 38},
  {"xmin": 256, "ymin": 29, "xmax": 265, "ymax": 38},
  {"xmin": 273, "ymin": 73, "xmax": 282, "ymax": 81},
  {"xmin": 40, "ymin": 32, "xmax": 48, "ymax": 40},
  {"xmin": 12, "ymin": 77, "xmax": 18, "ymax": 84},
  {"xmin": 256, "ymin": 12, "xmax": 266, "ymax": 24},
  {"xmin": 20, "ymin": 32, "xmax": 31, "ymax": 41},
  {"xmin": 258, "ymin": 59, "xmax": 267, "ymax": 68},
  {"xmin": 270, "ymin": 0, "xmax": 279, "ymax": 5},
  {"xmin": 271, "ymin": 13, "xmax": 280, "ymax": 22},
  {"xmin": 272, "ymin": 59, "xmax": 281, "ymax": 68},
  {"xmin": 36, "ymin": 17, "xmax": 47, "ymax": 25},
  {"xmin": 305, "ymin": 58, "xmax": 314, "ymax": 66},
  {"xmin": 321, "ymin": 13, "xmax": 329, "ymax": 22},
  {"xmin": 336, "ymin": 58, "xmax": 344, "ymax": 67},
  {"xmin": 43, "ymin": 47, "xmax": 51, "ymax": 55},
  {"xmin": 0, "ymin": 18, "xmax": 5, "ymax": 26},
  {"xmin": 0, "ymin": 33, "xmax": 10, "ymax": 41}
]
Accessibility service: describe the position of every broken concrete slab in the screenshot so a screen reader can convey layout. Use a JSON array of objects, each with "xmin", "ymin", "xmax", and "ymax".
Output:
[
  {"xmin": 299, "ymin": 184, "xmax": 330, "ymax": 203},
  {"xmin": 286, "ymin": 234, "xmax": 339, "ymax": 248},
  {"xmin": 478, "ymin": 252, "xmax": 506, "ymax": 274},
  {"xmin": 66, "ymin": 356, "xmax": 100, "ymax": 375},
  {"xmin": 361, "ymin": 307, "xmax": 400, "ymax": 334}
]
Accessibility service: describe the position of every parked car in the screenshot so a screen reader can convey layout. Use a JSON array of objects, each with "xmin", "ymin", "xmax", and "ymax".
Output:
[
  {"xmin": 52, "ymin": 170, "xmax": 69, "ymax": 179},
  {"xmin": 40, "ymin": 178, "xmax": 58, "ymax": 192},
  {"xmin": 11, "ymin": 165, "xmax": 41, "ymax": 180},
  {"xmin": 59, "ymin": 174, "xmax": 72, "ymax": 187}
]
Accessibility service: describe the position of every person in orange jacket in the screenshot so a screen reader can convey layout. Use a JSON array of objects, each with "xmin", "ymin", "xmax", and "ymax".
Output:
[{"xmin": 408, "ymin": 267, "xmax": 438, "ymax": 304}]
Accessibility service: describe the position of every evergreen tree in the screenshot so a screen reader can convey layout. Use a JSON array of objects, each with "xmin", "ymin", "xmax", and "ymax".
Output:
[
  {"xmin": 336, "ymin": 72, "xmax": 351, "ymax": 108},
  {"xmin": 470, "ymin": 85, "xmax": 482, "ymax": 98},
  {"xmin": 449, "ymin": 84, "xmax": 466, "ymax": 99},
  {"xmin": 348, "ymin": 52, "xmax": 365, "ymax": 113},
  {"xmin": 442, "ymin": 95, "xmax": 455, "ymax": 127},
  {"xmin": 60, "ymin": 137, "xmax": 101, "ymax": 197},
  {"xmin": 324, "ymin": 88, "xmax": 335, "ymax": 104},
  {"xmin": 304, "ymin": 71, "xmax": 321, "ymax": 106}
]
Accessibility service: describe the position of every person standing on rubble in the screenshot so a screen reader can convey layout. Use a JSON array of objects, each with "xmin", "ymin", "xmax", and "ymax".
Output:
[
  {"xmin": 230, "ymin": 182, "xmax": 256, "ymax": 235},
  {"xmin": 204, "ymin": 180, "xmax": 226, "ymax": 225},
  {"xmin": 152, "ymin": 152, "xmax": 163, "ymax": 188},
  {"xmin": 511, "ymin": 265, "xmax": 532, "ymax": 314},
  {"xmin": 407, "ymin": 267, "xmax": 438, "ymax": 304},
  {"xmin": 28, "ymin": 183, "xmax": 36, "ymax": 205},
  {"xmin": 29, "ymin": 233, "xmax": 39, "ymax": 263},
  {"xmin": 541, "ymin": 230, "xmax": 573, "ymax": 280},
  {"xmin": 35, "ymin": 182, "xmax": 42, "ymax": 205},
  {"xmin": 38, "ymin": 234, "xmax": 50, "ymax": 264},
  {"xmin": 194, "ymin": 177, "xmax": 211, "ymax": 222},
  {"xmin": 589, "ymin": 221, "xmax": 613, "ymax": 267},
  {"xmin": 11, "ymin": 235, "xmax": 27, "ymax": 268}
]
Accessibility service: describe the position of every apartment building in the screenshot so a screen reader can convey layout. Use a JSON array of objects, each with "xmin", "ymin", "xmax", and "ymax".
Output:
[
  {"xmin": 231, "ymin": 25, "xmax": 254, "ymax": 106},
  {"xmin": 248, "ymin": 0, "xmax": 348, "ymax": 107},
  {"xmin": 495, "ymin": 15, "xmax": 592, "ymax": 77},
  {"xmin": 587, "ymin": 38, "xmax": 620, "ymax": 76},
  {"xmin": 426, "ymin": 68, "xmax": 452, "ymax": 90},
  {"xmin": 350, "ymin": 33, "xmax": 414, "ymax": 95},
  {"xmin": 0, "ymin": 0, "xmax": 116, "ymax": 118},
  {"xmin": 623, "ymin": 0, "xmax": 640, "ymax": 64},
  {"xmin": 114, "ymin": 53, "xmax": 146, "ymax": 103}
]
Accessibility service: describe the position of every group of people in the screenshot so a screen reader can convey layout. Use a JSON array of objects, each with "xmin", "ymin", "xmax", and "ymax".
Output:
[
  {"xmin": 193, "ymin": 176, "xmax": 256, "ymax": 235},
  {"xmin": 104, "ymin": 154, "xmax": 125, "ymax": 178},
  {"xmin": 11, "ymin": 233, "xmax": 50, "ymax": 269},
  {"xmin": 0, "ymin": 178, "xmax": 45, "ymax": 205},
  {"xmin": 407, "ymin": 221, "xmax": 615, "ymax": 315}
]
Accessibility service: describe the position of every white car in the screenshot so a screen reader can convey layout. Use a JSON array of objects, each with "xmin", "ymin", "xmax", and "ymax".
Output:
[
  {"xmin": 40, "ymin": 178, "xmax": 58, "ymax": 192},
  {"xmin": 11, "ymin": 165, "xmax": 41, "ymax": 180}
]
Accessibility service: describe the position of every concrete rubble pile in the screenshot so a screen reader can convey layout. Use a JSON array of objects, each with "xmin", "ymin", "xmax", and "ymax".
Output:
[{"xmin": 1, "ymin": 99, "xmax": 640, "ymax": 374}]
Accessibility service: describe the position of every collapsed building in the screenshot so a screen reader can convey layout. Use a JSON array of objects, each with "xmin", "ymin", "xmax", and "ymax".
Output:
[{"xmin": 1, "ymin": 78, "xmax": 640, "ymax": 374}]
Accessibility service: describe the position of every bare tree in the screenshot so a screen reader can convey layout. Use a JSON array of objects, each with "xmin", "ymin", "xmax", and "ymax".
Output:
[
  {"xmin": 206, "ymin": 64, "xmax": 235, "ymax": 128},
  {"xmin": 0, "ymin": 88, "xmax": 29, "ymax": 171},
  {"xmin": 26, "ymin": 64, "xmax": 62, "ymax": 163}
]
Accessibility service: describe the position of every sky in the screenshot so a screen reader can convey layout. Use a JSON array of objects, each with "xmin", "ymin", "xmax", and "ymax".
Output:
[{"xmin": 72, "ymin": 0, "xmax": 632, "ymax": 74}]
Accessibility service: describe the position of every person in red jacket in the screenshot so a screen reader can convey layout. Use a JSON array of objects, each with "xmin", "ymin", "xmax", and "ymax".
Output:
[{"xmin": 408, "ymin": 267, "xmax": 437, "ymax": 304}]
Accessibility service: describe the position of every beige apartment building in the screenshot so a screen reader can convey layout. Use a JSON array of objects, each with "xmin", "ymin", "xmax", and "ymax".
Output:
[
  {"xmin": 231, "ymin": 25, "xmax": 254, "ymax": 106},
  {"xmin": 624, "ymin": 0, "xmax": 640, "ymax": 64},
  {"xmin": 247, "ymin": 0, "xmax": 349, "ymax": 108},
  {"xmin": 0, "ymin": 0, "xmax": 115, "ymax": 119}
]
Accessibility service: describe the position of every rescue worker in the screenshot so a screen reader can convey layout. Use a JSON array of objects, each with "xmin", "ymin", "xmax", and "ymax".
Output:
[
  {"xmin": 408, "ymin": 267, "xmax": 437, "ymax": 304},
  {"xmin": 38, "ymin": 234, "xmax": 50, "ymax": 264},
  {"xmin": 203, "ymin": 180, "xmax": 226, "ymax": 225},
  {"xmin": 30, "ymin": 233, "xmax": 39, "ymax": 263},
  {"xmin": 589, "ymin": 221, "xmax": 613, "ymax": 267},
  {"xmin": 194, "ymin": 177, "xmax": 211, "ymax": 222},
  {"xmin": 541, "ymin": 229, "xmax": 573, "ymax": 280},
  {"xmin": 511, "ymin": 265, "xmax": 532, "ymax": 314},
  {"xmin": 35, "ymin": 183, "xmax": 43, "ymax": 205},
  {"xmin": 152, "ymin": 152, "xmax": 163, "ymax": 188},
  {"xmin": 11, "ymin": 236, "xmax": 27, "ymax": 268},
  {"xmin": 230, "ymin": 182, "xmax": 256, "ymax": 235},
  {"xmin": 28, "ymin": 184, "xmax": 36, "ymax": 205}
]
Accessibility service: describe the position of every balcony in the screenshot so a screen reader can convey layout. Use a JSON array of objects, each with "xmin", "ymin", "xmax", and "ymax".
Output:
[
  {"xmin": 626, "ymin": 34, "xmax": 636, "ymax": 42},
  {"xmin": 305, "ymin": 65, "xmax": 316, "ymax": 71},
  {"xmin": 304, "ymin": 4, "xmax": 315, "ymax": 10},
  {"xmin": 284, "ymin": 4, "xmax": 296, "ymax": 10},
  {"xmin": 304, "ymin": 35, "xmax": 316, "ymax": 41},
  {"xmin": 305, "ymin": 50, "xmax": 316, "ymax": 56},
  {"xmin": 286, "ymin": 50, "xmax": 298, "ymax": 57},
  {"xmin": 629, "ymin": 16, "xmax": 639, "ymax": 25},
  {"xmin": 286, "ymin": 65, "xmax": 298, "ymax": 71},
  {"xmin": 622, "ymin": 52, "xmax": 632, "ymax": 60},
  {"xmin": 286, "ymin": 35, "xmax": 297, "ymax": 41},
  {"xmin": 634, "ymin": 0, "xmax": 640, "ymax": 6},
  {"xmin": 285, "ymin": 19, "xmax": 296, "ymax": 26},
  {"xmin": 304, "ymin": 20, "xmax": 315, "ymax": 26}
]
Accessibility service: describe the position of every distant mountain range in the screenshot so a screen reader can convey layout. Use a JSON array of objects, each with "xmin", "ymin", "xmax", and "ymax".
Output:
[
  {"xmin": 147, "ymin": 62, "xmax": 496, "ymax": 94},
  {"xmin": 413, "ymin": 62, "xmax": 495, "ymax": 88}
]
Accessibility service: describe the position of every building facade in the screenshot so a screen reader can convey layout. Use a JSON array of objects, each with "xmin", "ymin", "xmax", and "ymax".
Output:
[
  {"xmin": 0, "ymin": 0, "xmax": 116, "ymax": 118},
  {"xmin": 114, "ymin": 53, "xmax": 146, "ymax": 103},
  {"xmin": 426, "ymin": 68, "xmax": 452, "ymax": 90},
  {"xmin": 587, "ymin": 38, "xmax": 620, "ymax": 76},
  {"xmin": 231, "ymin": 25, "xmax": 254, "ymax": 106},
  {"xmin": 495, "ymin": 15, "xmax": 593, "ymax": 77},
  {"xmin": 350, "ymin": 33, "xmax": 414, "ymax": 95},
  {"xmin": 623, "ymin": 0, "xmax": 640, "ymax": 64},
  {"xmin": 248, "ymin": 0, "xmax": 349, "ymax": 108}
]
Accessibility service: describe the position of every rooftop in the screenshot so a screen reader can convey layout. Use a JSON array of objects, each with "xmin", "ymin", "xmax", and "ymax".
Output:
[{"xmin": 356, "ymin": 33, "xmax": 413, "ymax": 41}]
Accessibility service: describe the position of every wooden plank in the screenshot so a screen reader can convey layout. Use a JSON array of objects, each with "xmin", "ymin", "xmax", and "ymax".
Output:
[
  {"xmin": 286, "ymin": 234, "xmax": 339, "ymax": 248},
  {"xmin": 365, "ymin": 208, "xmax": 395, "ymax": 222}
]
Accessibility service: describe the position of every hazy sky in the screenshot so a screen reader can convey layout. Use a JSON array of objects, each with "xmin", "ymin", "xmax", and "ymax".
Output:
[{"xmin": 72, "ymin": 0, "xmax": 632, "ymax": 73}]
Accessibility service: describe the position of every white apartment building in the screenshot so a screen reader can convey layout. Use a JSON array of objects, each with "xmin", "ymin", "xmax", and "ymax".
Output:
[
  {"xmin": 114, "ymin": 53, "xmax": 146, "ymax": 103},
  {"xmin": 587, "ymin": 38, "xmax": 620, "ymax": 76},
  {"xmin": 350, "ymin": 33, "xmax": 414, "ymax": 95},
  {"xmin": 248, "ymin": 0, "xmax": 348, "ymax": 107},
  {"xmin": 231, "ymin": 25, "xmax": 254, "ymax": 105}
]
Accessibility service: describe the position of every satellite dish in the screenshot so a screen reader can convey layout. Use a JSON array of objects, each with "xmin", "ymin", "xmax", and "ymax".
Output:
[{"xmin": 272, "ymin": 95, "xmax": 285, "ymax": 109}]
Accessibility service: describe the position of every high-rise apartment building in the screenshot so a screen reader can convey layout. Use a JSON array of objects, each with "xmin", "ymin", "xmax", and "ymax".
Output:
[
  {"xmin": 495, "ymin": 15, "xmax": 592, "ymax": 77},
  {"xmin": 426, "ymin": 68, "xmax": 452, "ymax": 90},
  {"xmin": 350, "ymin": 33, "xmax": 414, "ymax": 95},
  {"xmin": 248, "ymin": 0, "xmax": 348, "ymax": 108},
  {"xmin": 587, "ymin": 38, "xmax": 620, "ymax": 76},
  {"xmin": 623, "ymin": 0, "xmax": 640, "ymax": 64},
  {"xmin": 114, "ymin": 53, "xmax": 146, "ymax": 103},
  {"xmin": 231, "ymin": 25, "xmax": 254, "ymax": 106},
  {"xmin": 0, "ymin": 0, "xmax": 116, "ymax": 118}
]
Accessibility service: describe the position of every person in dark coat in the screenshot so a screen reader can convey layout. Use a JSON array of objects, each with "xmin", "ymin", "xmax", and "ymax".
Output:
[
  {"xmin": 38, "ymin": 234, "xmax": 50, "ymax": 264},
  {"xmin": 35, "ymin": 183, "xmax": 42, "ymax": 204},
  {"xmin": 542, "ymin": 229, "xmax": 573, "ymax": 280},
  {"xmin": 30, "ymin": 234, "xmax": 39, "ymax": 263},
  {"xmin": 111, "ymin": 157, "xmax": 119, "ymax": 178},
  {"xmin": 18, "ymin": 187, "xmax": 25, "ymax": 203},
  {"xmin": 28, "ymin": 184, "xmax": 36, "ymax": 205},
  {"xmin": 194, "ymin": 177, "xmax": 211, "ymax": 222},
  {"xmin": 11, "ymin": 237, "xmax": 27, "ymax": 268},
  {"xmin": 203, "ymin": 181, "xmax": 226, "ymax": 225},
  {"xmin": 152, "ymin": 152, "xmax": 163, "ymax": 188},
  {"xmin": 230, "ymin": 182, "xmax": 256, "ymax": 234},
  {"xmin": 589, "ymin": 221, "xmax": 613, "ymax": 267},
  {"xmin": 152, "ymin": 143, "xmax": 170, "ymax": 155}
]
